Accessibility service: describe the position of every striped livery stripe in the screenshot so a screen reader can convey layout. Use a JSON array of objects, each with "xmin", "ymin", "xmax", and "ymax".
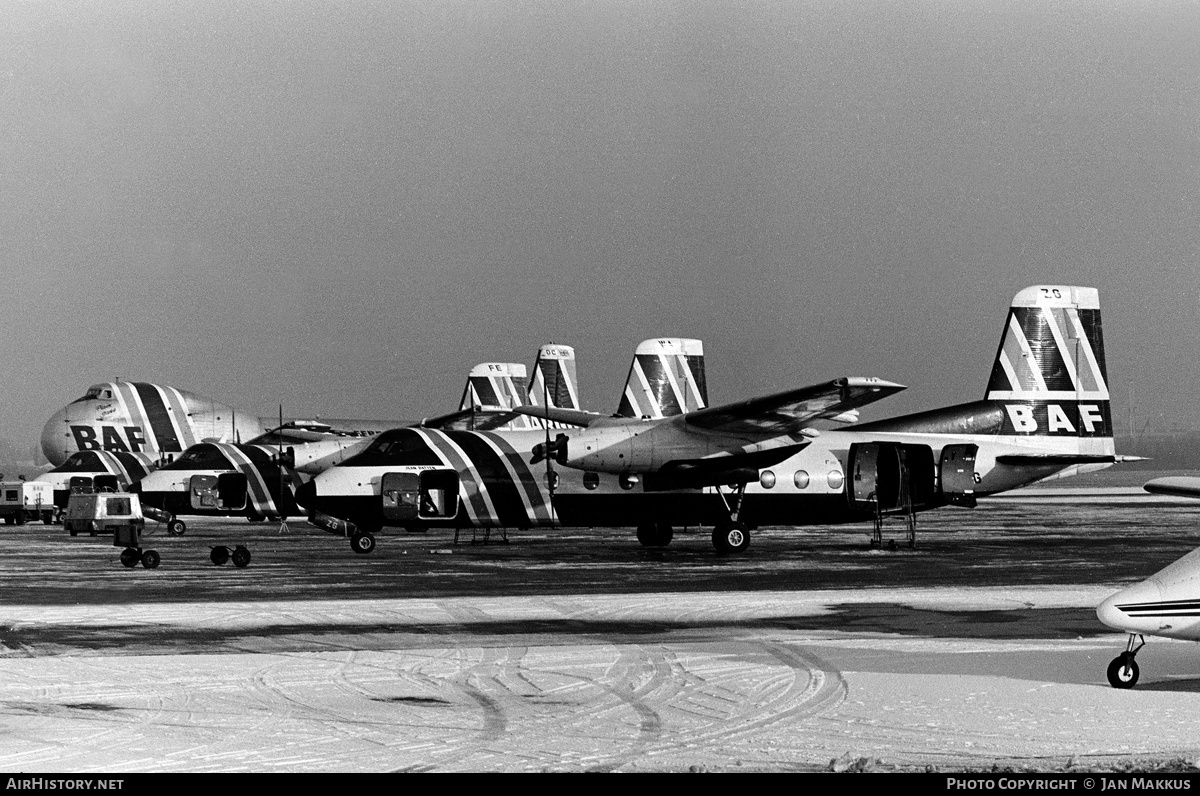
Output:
[
  {"xmin": 410, "ymin": 429, "xmax": 554, "ymax": 527},
  {"xmin": 986, "ymin": 307, "xmax": 1108, "ymax": 400},
  {"xmin": 104, "ymin": 451, "xmax": 156, "ymax": 487},
  {"xmin": 108, "ymin": 382, "xmax": 200, "ymax": 453},
  {"xmin": 409, "ymin": 428, "xmax": 497, "ymax": 524},
  {"xmin": 215, "ymin": 443, "xmax": 284, "ymax": 516},
  {"xmin": 1115, "ymin": 599, "xmax": 1200, "ymax": 617},
  {"xmin": 476, "ymin": 432, "xmax": 555, "ymax": 525}
]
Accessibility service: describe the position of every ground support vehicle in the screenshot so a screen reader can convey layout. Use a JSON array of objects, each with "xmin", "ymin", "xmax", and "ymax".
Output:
[{"xmin": 0, "ymin": 481, "xmax": 55, "ymax": 525}]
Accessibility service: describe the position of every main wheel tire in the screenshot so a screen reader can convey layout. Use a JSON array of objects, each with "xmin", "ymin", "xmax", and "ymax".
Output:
[
  {"xmin": 246, "ymin": 514, "xmax": 264, "ymax": 523},
  {"xmin": 232, "ymin": 546, "xmax": 251, "ymax": 568},
  {"xmin": 119, "ymin": 548, "xmax": 140, "ymax": 568},
  {"xmin": 1107, "ymin": 654, "xmax": 1140, "ymax": 689},
  {"xmin": 636, "ymin": 523, "xmax": 655, "ymax": 547},
  {"xmin": 655, "ymin": 522, "xmax": 674, "ymax": 547},
  {"xmin": 210, "ymin": 546, "xmax": 230, "ymax": 566},
  {"xmin": 712, "ymin": 522, "xmax": 750, "ymax": 555},
  {"xmin": 350, "ymin": 532, "xmax": 376, "ymax": 555},
  {"xmin": 167, "ymin": 519, "xmax": 187, "ymax": 536},
  {"xmin": 141, "ymin": 549, "xmax": 161, "ymax": 569}
]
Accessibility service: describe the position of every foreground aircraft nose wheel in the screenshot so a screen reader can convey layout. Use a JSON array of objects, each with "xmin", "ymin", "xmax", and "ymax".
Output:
[
  {"xmin": 231, "ymin": 546, "xmax": 251, "ymax": 568},
  {"xmin": 167, "ymin": 519, "xmax": 187, "ymax": 536},
  {"xmin": 140, "ymin": 549, "xmax": 160, "ymax": 569},
  {"xmin": 1107, "ymin": 654, "xmax": 1140, "ymax": 689},
  {"xmin": 712, "ymin": 522, "xmax": 750, "ymax": 555},
  {"xmin": 119, "ymin": 548, "xmax": 140, "ymax": 568},
  {"xmin": 210, "ymin": 547, "xmax": 230, "ymax": 566},
  {"xmin": 350, "ymin": 532, "xmax": 376, "ymax": 555}
]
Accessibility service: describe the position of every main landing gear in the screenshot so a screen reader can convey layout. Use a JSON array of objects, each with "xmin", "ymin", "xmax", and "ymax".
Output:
[
  {"xmin": 712, "ymin": 483, "xmax": 751, "ymax": 555},
  {"xmin": 210, "ymin": 545, "xmax": 252, "ymax": 568},
  {"xmin": 1107, "ymin": 634, "xmax": 1145, "ymax": 689}
]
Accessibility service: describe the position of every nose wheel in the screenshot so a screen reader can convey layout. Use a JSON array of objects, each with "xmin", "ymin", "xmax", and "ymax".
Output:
[
  {"xmin": 1107, "ymin": 635, "xmax": 1145, "ymax": 689},
  {"xmin": 350, "ymin": 531, "xmax": 376, "ymax": 554}
]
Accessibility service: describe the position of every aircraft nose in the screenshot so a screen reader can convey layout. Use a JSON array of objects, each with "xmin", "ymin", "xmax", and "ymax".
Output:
[
  {"xmin": 1096, "ymin": 578, "xmax": 1162, "ymax": 632},
  {"xmin": 40, "ymin": 407, "xmax": 71, "ymax": 467}
]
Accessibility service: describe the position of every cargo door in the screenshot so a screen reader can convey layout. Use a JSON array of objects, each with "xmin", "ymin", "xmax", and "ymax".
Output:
[
  {"xmin": 939, "ymin": 444, "xmax": 979, "ymax": 507},
  {"xmin": 903, "ymin": 444, "xmax": 936, "ymax": 509},
  {"xmin": 93, "ymin": 475, "xmax": 119, "ymax": 492},
  {"xmin": 190, "ymin": 474, "xmax": 219, "ymax": 510},
  {"xmin": 848, "ymin": 442, "xmax": 883, "ymax": 510},
  {"xmin": 216, "ymin": 472, "xmax": 248, "ymax": 510},
  {"xmin": 419, "ymin": 470, "xmax": 460, "ymax": 519},
  {"xmin": 381, "ymin": 472, "xmax": 421, "ymax": 522}
]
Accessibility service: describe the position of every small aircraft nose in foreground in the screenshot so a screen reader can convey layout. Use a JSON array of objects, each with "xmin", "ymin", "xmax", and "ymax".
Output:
[{"xmin": 1096, "ymin": 547, "xmax": 1200, "ymax": 688}]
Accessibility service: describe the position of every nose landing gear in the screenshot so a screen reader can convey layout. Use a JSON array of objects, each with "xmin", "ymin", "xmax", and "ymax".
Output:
[{"xmin": 1107, "ymin": 634, "xmax": 1145, "ymax": 689}]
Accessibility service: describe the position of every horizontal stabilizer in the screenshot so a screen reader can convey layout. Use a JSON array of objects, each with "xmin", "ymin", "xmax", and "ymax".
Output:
[
  {"xmin": 513, "ymin": 405, "xmax": 604, "ymax": 428},
  {"xmin": 994, "ymin": 453, "xmax": 1116, "ymax": 466},
  {"xmin": 1143, "ymin": 477, "xmax": 1200, "ymax": 499},
  {"xmin": 683, "ymin": 377, "xmax": 905, "ymax": 437}
]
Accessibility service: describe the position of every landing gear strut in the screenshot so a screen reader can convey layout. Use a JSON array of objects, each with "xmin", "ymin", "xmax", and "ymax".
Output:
[{"xmin": 1107, "ymin": 634, "xmax": 1145, "ymax": 689}]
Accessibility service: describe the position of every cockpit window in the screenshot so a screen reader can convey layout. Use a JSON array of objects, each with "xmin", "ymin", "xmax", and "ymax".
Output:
[
  {"xmin": 343, "ymin": 430, "xmax": 442, "ymax": 467},
  {"xmin": 70, "ymin": 386, "xmax": 114, "ymax": 403},
  {"xmin": 55, "ymin": 452, "xmax": 105, "ymax": 472},
  {"xmin": 162, "ymin": 445, "xmax": 230, "ymax": 470}
]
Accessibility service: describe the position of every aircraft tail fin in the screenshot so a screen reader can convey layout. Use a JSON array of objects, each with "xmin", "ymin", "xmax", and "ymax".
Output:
[
  {"xmin": 528, "ymin": 345, "xmax": 579, "ymax": 410},
  {"xmin": 985, "ymin": 285, "xmax": 1112, "ymax": 444},
  {"xmin": 459, "ymin": 363, "xmax": 530, "ymax": 412},
  {"xmin": 616, "ymin": 338, "xmax": 708, "ymax": 419}
]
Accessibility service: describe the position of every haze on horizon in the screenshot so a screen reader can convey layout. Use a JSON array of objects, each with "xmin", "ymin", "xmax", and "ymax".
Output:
[{"xmin": 2, "ymin": 1, "xmax": 1197, "ymax": 454}]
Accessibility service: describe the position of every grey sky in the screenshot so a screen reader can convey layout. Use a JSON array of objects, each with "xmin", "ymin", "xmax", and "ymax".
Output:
[{"xmin": 2, "ymin": 0, "xmax": 1198, "ymax": 449}]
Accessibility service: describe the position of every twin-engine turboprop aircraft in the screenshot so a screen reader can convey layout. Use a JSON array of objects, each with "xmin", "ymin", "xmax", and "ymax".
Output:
[
  {"xmin": 298, "ymin": 285, "xmax": 1121, "ymax": 556},
  {"xmin": 129, "ymin": 346, "xmax": 584, "ymax": 545}
]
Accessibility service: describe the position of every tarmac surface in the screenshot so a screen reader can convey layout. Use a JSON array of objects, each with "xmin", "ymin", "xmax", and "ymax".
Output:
[{"xmin": 4, "ymin": 470, "xmax": 1200, "ymax": 772}]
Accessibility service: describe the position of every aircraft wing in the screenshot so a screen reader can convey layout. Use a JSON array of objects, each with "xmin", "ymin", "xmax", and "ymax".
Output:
[
  {"xmin": 511, "ymin": 405, "xmax": 606, "ymax": 428},
  {"xmin": 1144, "ymin": 477, "xmax": 1200, "ymax": 499},
  {"xmin": 680, "ymin": 377, "xmax": 905, "ymax": 437},
  {"xmin": 419, "ymin": 408, "xmax": 507, "ymax": 431}
]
